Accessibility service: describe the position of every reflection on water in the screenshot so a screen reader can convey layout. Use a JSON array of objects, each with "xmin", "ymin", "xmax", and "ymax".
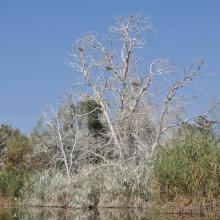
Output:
[{"xmin": 0, "ymin": 207, "xmax": 217, "ymax": 220}]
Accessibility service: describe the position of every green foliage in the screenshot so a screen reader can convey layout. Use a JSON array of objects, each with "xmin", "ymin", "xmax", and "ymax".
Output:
[
  {"xmin": 0, "ymin": 125, "xmax": 20, "ymax": 160},
  {"xmin": 0, "ymin": 124, "xmax": 32, "ymax": 172},
  {"xmin": 77, "ymin": 99, "xmax": 105, "ymax": 137},
  {"xmin": 153, "ymin": 129, "xmax": 220, "ymax": 201},
  {"xmin": 0, "ymin": 171, "xmax": 28, "ymax": 198},
  {"xmin": 0, "ymin": 124, "xmax": 32, "ymax": 200},
  {"xmin": 4, "ymin": 134, "xmax": 32, "ymax": 172}
]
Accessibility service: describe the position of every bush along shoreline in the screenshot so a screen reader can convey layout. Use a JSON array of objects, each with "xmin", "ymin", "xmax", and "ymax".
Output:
[{"xmin": 1, "ymin": 120, "xmax": 220, "ymax": 215}]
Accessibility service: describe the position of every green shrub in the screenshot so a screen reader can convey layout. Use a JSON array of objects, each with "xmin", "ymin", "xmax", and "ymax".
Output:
[
  {"xmin": 153, "ymin": 132, "xmax": 220, "ymax": 201},
  {"xmin": 0, "ymin": 171, "xmax": 27, "ymax": 198},
  {"xmin": 4, "ymin": 134, "xmax": 32, "ymax": 172}
]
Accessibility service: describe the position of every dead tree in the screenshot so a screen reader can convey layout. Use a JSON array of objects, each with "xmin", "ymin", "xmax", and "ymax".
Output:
[{"xmin": 68, "ymin": 13, "xmax": 204, "ymax": 163}]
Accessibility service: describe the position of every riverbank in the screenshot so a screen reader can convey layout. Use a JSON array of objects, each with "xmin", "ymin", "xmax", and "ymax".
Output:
[
  {"xmin": 1, "ymin": 206, "xmax": 218, "ymax": 220},
  {"xmin": 1, "ymin": 197, "xmax": 220, "ymax": 216},
  {"xmin": 1, "ymin": 125, "xmax": 220, "ymax": 217}
]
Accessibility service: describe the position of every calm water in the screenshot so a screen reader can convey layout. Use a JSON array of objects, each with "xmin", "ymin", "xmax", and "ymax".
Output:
[{"xmin": 0, "ymin": 208, "xmax": 218, "ymax": 220}]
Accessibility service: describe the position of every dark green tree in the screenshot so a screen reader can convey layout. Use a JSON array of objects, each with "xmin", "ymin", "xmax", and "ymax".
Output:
[
  {"xmin": 0, "ymin": 125, "xmax": 19, "ymax": 155},
  {"xmin": 0, "ymin": 124, "xmax": 32, "ymax": 198},
  {"xmin": 77, "ymin": 99, "xmax": 106, "ymax": 137}
]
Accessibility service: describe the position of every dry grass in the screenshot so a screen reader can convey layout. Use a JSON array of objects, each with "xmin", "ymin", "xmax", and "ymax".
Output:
[{"xmin": 24, "ymin": 163, "xmax": 152, "ymax": 208}]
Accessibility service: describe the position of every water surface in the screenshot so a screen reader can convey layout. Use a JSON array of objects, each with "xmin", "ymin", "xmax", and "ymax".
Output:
[{"xmin": 0, "ymin": 207, "xmax": 217, "ymax": 220}]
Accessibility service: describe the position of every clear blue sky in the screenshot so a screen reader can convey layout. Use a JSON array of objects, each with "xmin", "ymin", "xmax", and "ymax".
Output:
[{"xmin": 0, "ymin": 1, "xmax": 219, "ymax": 134}]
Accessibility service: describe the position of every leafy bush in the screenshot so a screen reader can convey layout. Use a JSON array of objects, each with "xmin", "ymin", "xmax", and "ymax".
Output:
[
  {"xmin": 153, "ymin": 132, "xmax": 220, "ymax": 201},
  {"xmin": 0, "ymin": 171, "xmax": 27, "ymax": 198},
  {"xmin": 4, "ymin": 134, "xmax": 32, "ymax": 172}
]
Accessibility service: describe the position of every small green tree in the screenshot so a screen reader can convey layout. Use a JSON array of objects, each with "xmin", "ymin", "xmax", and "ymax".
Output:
[
  {"xmin": 0, "ymin": 124, "xmax": 33, "ymax": 171},
  {"xmin": 4, "ymin": 134, "xmax": 32, "ymax": 172},
  {"xmin": 0, "ymin": 124, "xmax": 32, "ymax": 198},
  {"xmin": 0, "ymin": 125, "xmax": 20, "ymax": 163},
  {"xmin": 77, "ymin": 99, "xmax": 106, "ymax": 137}
]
